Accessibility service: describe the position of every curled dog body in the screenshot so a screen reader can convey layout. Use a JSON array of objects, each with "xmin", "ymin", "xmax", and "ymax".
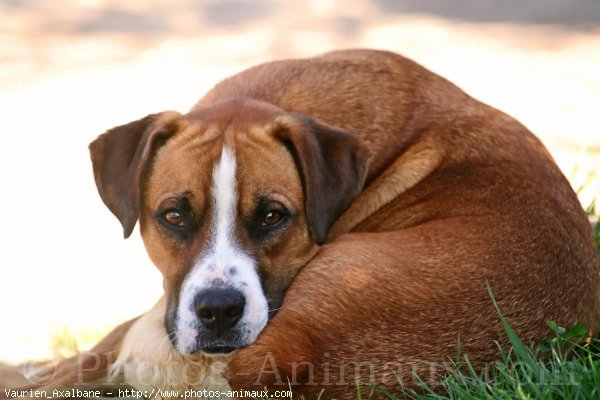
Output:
[{"xmin": 2, "ymin": 49, "xmax": 597, "ymax": 399}]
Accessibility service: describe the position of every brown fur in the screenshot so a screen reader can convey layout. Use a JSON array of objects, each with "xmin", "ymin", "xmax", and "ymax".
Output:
[{"xmin": 2, "ymin": 49, "xmax": 597, "ymax": 399}]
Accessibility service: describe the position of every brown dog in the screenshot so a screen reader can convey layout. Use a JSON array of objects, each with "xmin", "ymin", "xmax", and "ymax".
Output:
[{"xmin": 2, "ymin": 49, "xmax": 598, "ymax": 399}]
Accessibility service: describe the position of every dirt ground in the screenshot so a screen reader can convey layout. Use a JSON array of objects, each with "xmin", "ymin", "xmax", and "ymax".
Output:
[{"xmin": 0, "ymin": 0, "xmax": 599, "ymax": 363}]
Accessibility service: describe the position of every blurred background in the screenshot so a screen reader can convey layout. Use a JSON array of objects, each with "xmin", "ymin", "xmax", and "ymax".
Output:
[{"xmin": 1, "ymin": 0, "xmax": 599, "ymax": 363}]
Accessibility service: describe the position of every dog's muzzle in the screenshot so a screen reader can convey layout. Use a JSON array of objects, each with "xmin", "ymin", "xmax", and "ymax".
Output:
[{"xmin": 171, "ymin": 256, "xmax": 269, "ymax": 355}]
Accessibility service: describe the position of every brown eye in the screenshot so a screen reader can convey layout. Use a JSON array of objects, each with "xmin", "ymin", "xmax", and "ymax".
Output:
[
  {"xmin": 263, "ymin": 210, "xmax": 284, "ymax": 226},
  {"xmin": 163, "ymin": 210, "xmax": 184, "ymax": 227}
]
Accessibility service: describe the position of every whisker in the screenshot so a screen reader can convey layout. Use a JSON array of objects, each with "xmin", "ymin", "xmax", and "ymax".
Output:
[{"xmin": 161, "ymin": 330, "xmax": 178, "ymax": 347}]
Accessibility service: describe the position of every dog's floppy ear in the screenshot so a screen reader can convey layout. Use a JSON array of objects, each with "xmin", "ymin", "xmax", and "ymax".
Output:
[
  {"xmin": 273, "ymin": 115, "xmax": 372, "ymax": 245},
  {"xmin": 89, "ymin": 112, "xmax": 184, "ymax": 238}
]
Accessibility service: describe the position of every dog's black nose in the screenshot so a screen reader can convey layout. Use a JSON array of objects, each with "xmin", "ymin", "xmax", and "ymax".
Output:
[{"xmin": 194, "ymin": 288, "xmax": 246, "ymax": 335}]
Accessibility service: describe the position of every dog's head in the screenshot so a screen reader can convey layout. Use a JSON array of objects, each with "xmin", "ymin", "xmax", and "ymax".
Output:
[{"xmin": 89, "ymin": 98, "xmax": 371, "ymax": 355}]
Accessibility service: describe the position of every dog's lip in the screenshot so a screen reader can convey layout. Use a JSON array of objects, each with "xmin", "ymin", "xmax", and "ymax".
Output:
[{"xmin": 200, "ymin": 344, "xmax": 239, "ymax": 355}]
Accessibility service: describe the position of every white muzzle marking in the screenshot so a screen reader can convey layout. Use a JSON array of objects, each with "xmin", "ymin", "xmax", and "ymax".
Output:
[{"xmin": 175, "ymin": 146, "xmax": 268, "ymax": 354}]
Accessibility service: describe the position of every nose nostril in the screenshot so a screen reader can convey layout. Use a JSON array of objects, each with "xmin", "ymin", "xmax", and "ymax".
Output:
[{"xmin": 198, "ymin": 307, "xmax": 214, "ymax": 321}]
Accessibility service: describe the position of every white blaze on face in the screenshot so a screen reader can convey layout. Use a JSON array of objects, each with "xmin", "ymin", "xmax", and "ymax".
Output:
[{"xmin": 175, "ymin": 146, "xmax": 269, "ymax": 354}]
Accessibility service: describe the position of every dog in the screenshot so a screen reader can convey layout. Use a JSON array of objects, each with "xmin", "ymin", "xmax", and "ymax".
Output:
[{"xmin": 2, "ymin": 49, "xmax": 598, "ymax": 399}]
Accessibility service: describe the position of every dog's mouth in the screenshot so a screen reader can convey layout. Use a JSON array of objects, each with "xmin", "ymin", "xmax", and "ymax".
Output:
[{"xmin": 201, "ymin": 344, "xmax": 239, "ymax": 355}]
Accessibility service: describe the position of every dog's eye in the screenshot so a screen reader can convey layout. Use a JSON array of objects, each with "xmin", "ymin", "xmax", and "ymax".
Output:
[
  {"xmin": 262, "ymin": 210, "xmax": 284, "ymax": 227},
  {"xmin": 163, "ymin": 210, "xmax": 185, "ymax": 227}
]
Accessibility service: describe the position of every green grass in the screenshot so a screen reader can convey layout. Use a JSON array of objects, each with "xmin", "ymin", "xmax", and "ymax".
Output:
[{"xmin": 392, "ymin": 300, "xmax": 600, "ymax": 400}]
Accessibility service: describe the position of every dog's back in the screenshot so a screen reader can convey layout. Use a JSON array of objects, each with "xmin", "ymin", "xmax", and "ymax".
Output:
[{"xmin": 199, "ymin": 52, "xmax": 598, "ymax": 329}]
